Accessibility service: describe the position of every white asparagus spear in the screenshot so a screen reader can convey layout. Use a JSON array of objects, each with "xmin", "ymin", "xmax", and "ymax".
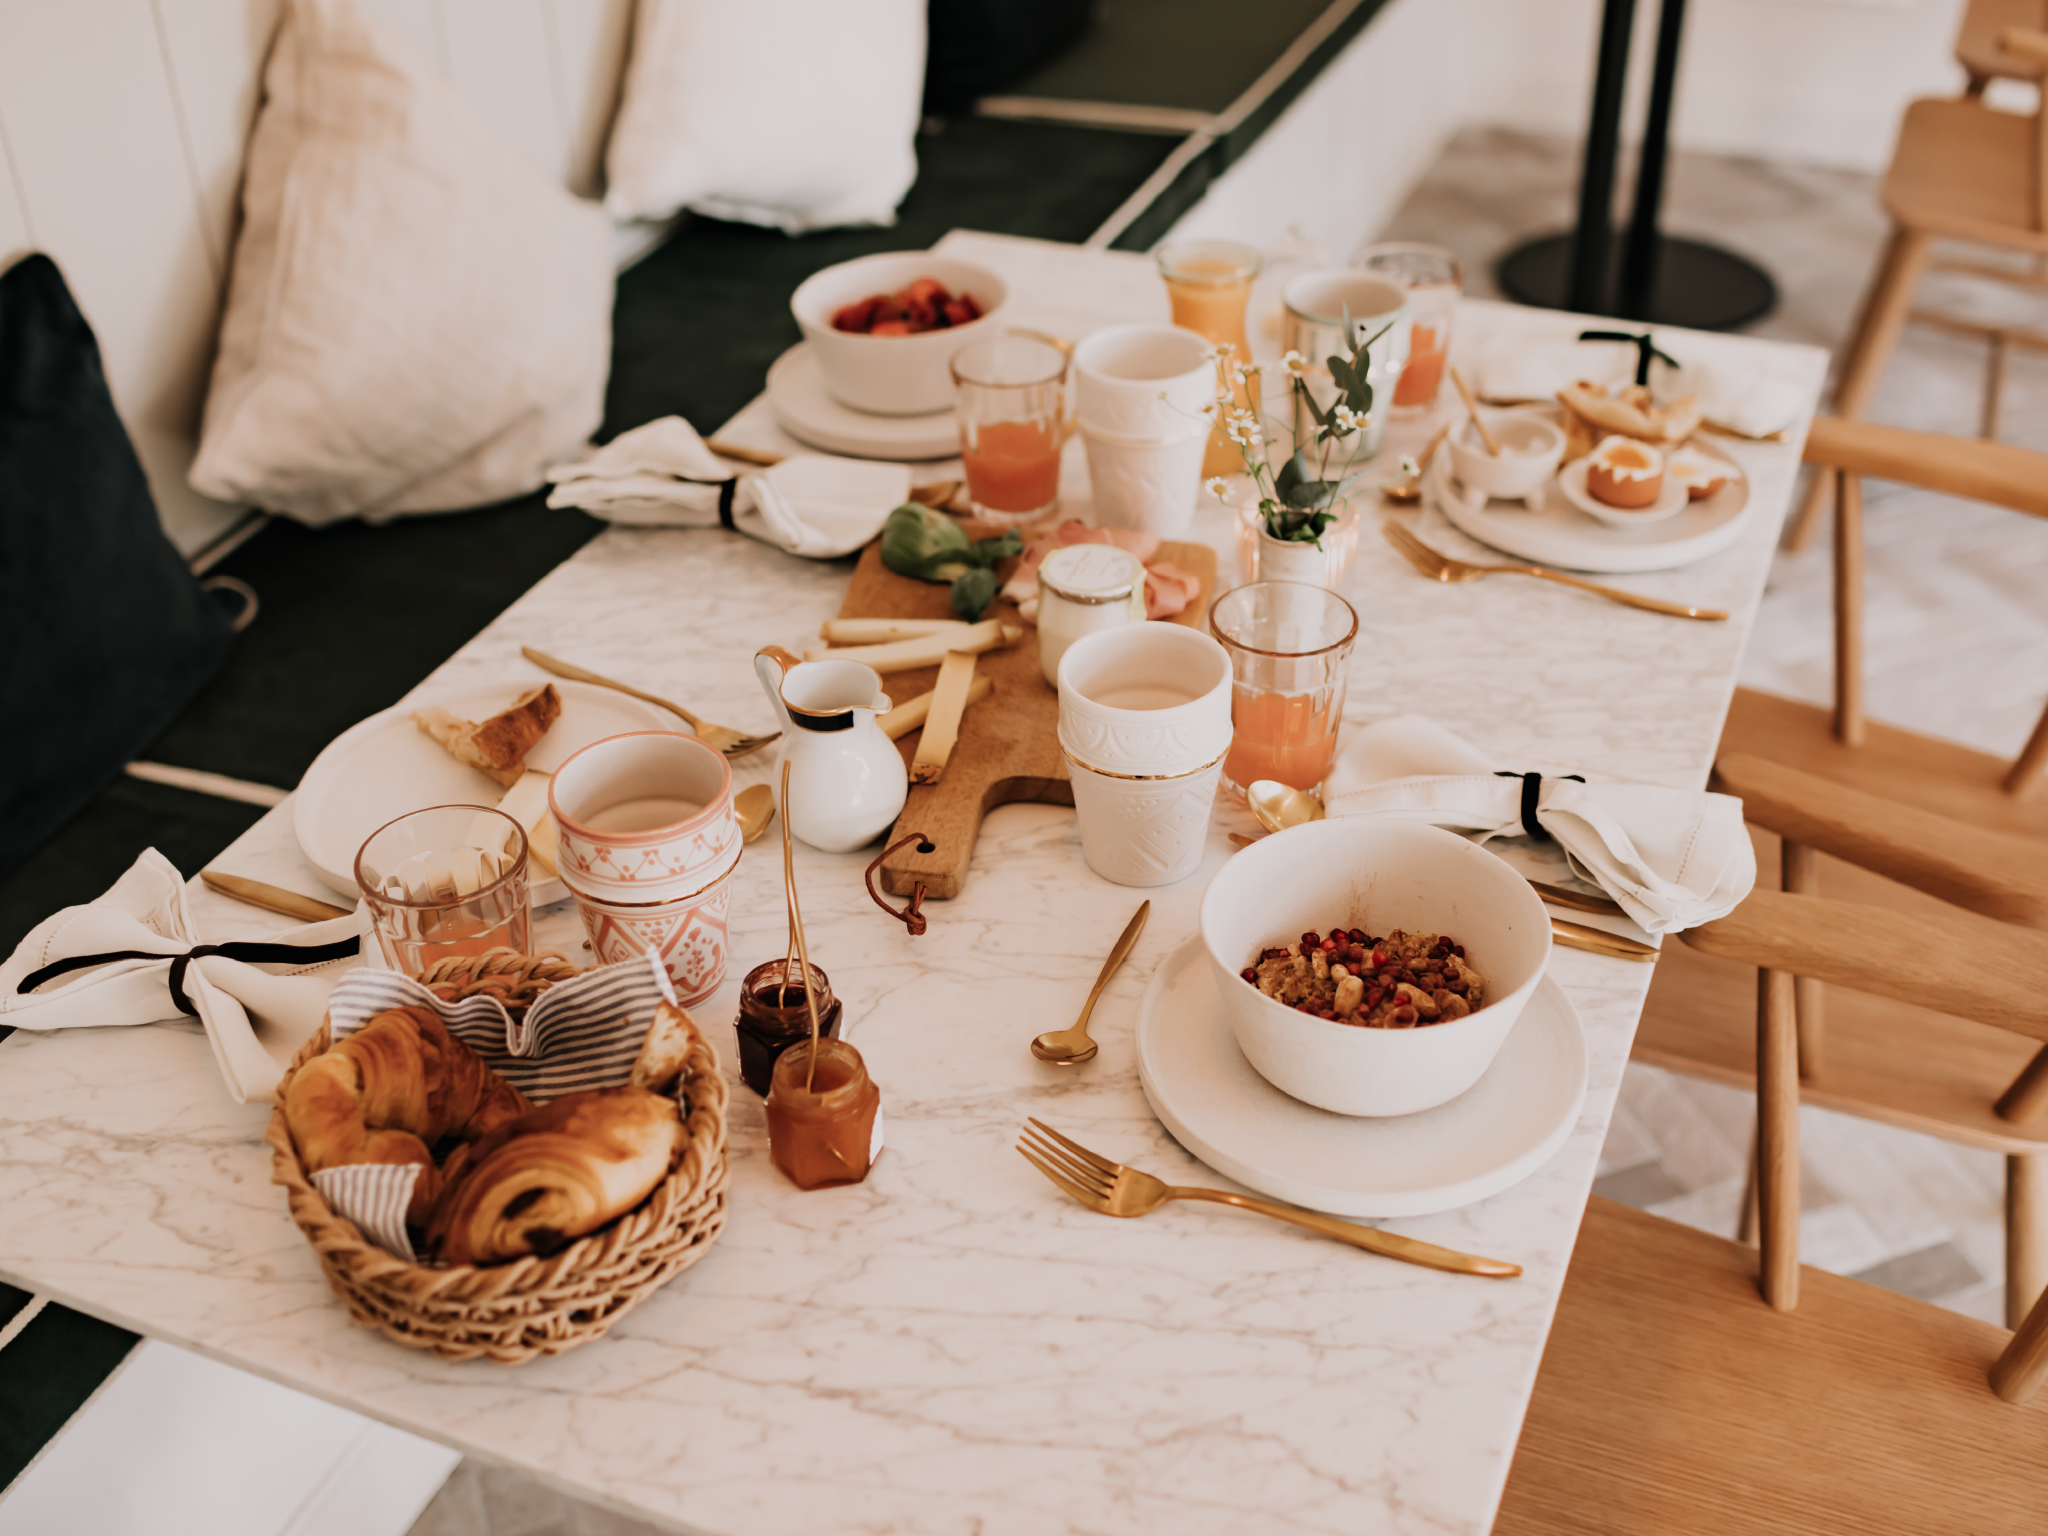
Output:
[
  {"xmin": 811, "ymin": 620, "xmax": 1022, "ymax": 674},
  {"xmin": 881, "ymin": 673, "xmax": 993, "ymax": 740},
  {"xmin": 812, "ymin": 617, "xmax": 973, "ymax": 653}
]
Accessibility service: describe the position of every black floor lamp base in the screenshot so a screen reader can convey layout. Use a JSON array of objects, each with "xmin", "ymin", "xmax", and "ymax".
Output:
[{"xmin": 1496, "ymin": 233, "xmax": 1777, "ymax": 332}]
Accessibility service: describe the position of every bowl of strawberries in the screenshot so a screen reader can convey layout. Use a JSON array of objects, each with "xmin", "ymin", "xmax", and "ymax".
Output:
[{"xmin": 790, "ymin": 252, "xmax": 1009, "ymax": 416}]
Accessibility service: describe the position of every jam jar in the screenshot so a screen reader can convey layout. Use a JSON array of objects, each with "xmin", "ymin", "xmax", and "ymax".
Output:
[
  {"xmin": 734, "ymin": 958, "xmax": 843, "ymax": 1096},
  {"xmin": 764, "ymin": 1037, "xmax": 882, "ymax": 1190}
]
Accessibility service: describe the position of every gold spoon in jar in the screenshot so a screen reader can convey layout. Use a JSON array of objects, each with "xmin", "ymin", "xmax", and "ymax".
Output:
[
  {"xmin": 736, "ymin": 782, "xmax": 777, "ymax": 843},
  {"xmin": 1031, "ymin": 901, "xmax": 1150, "ymax": 1065}
]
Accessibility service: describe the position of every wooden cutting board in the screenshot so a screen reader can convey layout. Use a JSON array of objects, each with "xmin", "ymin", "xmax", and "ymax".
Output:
[{"xmin": 837, "ymin": 537, "xmax": 1217, "ymax": 900}]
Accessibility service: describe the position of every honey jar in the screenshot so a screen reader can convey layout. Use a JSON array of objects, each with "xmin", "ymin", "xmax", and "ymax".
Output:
[
  {"xmin": 765, "ymin": 1037, "xmax": 882, "ymax": 1190},
  {"xmin": 734, "ymin": 958, "xmax": 843, "ymax": 1096}
]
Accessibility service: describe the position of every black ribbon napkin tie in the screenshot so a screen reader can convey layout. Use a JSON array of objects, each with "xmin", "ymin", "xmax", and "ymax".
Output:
[
  {"xmin": 17, "ymin": 937, "xmax": 361, "ymax": 1016},
  {"xmin": 1493, "ymin": 770, "xmax": 1587, "ymax": 841},
  {"xmin": 1578, "ymin": 328, "xmax": 1679, "ymax": 386}
]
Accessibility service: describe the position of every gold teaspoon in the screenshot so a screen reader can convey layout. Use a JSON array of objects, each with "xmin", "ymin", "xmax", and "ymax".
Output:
[{"xmin": 1031, "ymin": 901, "xmax": 1150, "ymax": 1065}]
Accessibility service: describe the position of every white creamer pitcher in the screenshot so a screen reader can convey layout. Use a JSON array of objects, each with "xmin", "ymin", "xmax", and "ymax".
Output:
[{"xmin": 755, "ymin": 646, "xmax": 908, "ymax": 852}]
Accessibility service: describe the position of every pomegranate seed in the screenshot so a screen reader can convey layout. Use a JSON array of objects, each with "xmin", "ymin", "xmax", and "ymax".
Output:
[
  {"xmin": 1320, "ymin": 938, "xmax": 1338, "ymax": 952},
  {"xmin": 1348, "ymin": 928, "xmax": 1368, "ymax": 943},
  {"xmin": 1301, "ymin": 931, "xmax": 1320, "ymax": 950},
  {"xmin": 1240, "ymin": 967, "xmax": 1258, "ymax": 984}
]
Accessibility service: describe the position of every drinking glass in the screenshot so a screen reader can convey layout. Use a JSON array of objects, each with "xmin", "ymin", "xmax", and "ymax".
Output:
[
  {"xmin": 1155, "ymin": 239, "xmax": 1262, "ymax": 479},
  {"xmin": 1354, "ymin": 243, "xmax": 1463, "ymax": 416},
  {"xmin": 356, "ymin": 805, "xmax": 532, "ymax": 977},
  {"xmin": 1208, "ymin": 582, "xmax": 1359, "ymax": 798},
  {"xmin": 951, "ymin": 333, "xmax": 1069, "ymax": 525}
]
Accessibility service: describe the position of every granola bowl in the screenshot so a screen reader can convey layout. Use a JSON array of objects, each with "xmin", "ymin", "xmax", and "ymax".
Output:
[{"xmin": 1200, "ymin": 819, "xmax": 1551, "ymax": 1116}]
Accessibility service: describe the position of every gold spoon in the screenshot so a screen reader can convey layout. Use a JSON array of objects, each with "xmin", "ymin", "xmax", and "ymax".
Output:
[
  {"xmin": 1239, "ymin": 782, "xmax": 1656, "ymax": 961},
  {"xmin": 1031, "ymin": 901, "xmax": 1150, "ymax": 1065},
  {"xmin": 1380, "ymin": 422, "xmax": 1451, "ymax": 506},
  {"xmin": 736, "ymin": 782, "xmax": 776, "ymax": 843}
]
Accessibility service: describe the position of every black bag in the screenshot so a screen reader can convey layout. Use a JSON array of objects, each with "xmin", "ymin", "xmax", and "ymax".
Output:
[
  {"xmin": 924, "ymin": 0, "xmax": 1097, "ymax": 116},
  {"xmin": 0, "ymin": 254, "xmax": 235, "ymax": 874}
]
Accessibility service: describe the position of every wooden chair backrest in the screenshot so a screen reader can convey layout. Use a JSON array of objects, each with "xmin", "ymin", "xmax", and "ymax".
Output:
[
  {"xmin": 1799, "ymin": 416, "xmax": 2048, "ymax": 797},
  {"xmin": 2002, "ymin": 28, "xmax": 2048, "ymax": 227},
  {"xmin": 1682, "ymin": 888, "xmax": 2048, "ymax": 1400}
]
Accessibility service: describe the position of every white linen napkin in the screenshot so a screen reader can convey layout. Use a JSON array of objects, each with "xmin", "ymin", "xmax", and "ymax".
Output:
[
  {"xmin": 1321, "ymin": 717, "xmax": 1754, "ymax": 935},
  {"xmin": 0, "ymin": 850, "xmax": 364, "ymax": 1103},
  {"xmin": 1477, "ymin": 335, "xmax": 1804, "ymax": 439},
  {"xmin": 545, "ymin": 415, "xmax": 911, "ymax": 557}
]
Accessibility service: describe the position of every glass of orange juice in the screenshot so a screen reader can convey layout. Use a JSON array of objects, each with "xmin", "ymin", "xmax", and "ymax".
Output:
[
  {"xmin": 951, "ymin": 334, "xmax": 1069, "ymax": 526},
  {"xmin": 1354, "ymin": 243, "xmax": 1462, "ymax": 417},
  {"xmin": 1155, "ymin": 240, "xmax": 1263, "ymax": 479},
  {"xmin": 1208, "ymin": 582, "xmax": 1359, "ymax": 798}
]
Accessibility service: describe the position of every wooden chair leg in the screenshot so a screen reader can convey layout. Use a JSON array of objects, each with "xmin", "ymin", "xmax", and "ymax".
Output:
[
  {"xmin": 2009, "ymin": 1154, "xmax": 2048, "ymax": 1329},
  {"xmin": 1995, "ymin": 1045, "xmax": 2048, "ymax": 1124},
  {"xmin": 1982, "ymin": 330, "xmax": 2010, "ymax": 439},
  {"xmin": 1833, "ymin": 471, "xmax": 1866, "ymax": 747},
  {"xmin": 1781, "ymin": 839, "xmax": 1825, "ymax": 1078},
  {"xmin": 2005, "ymin": 701, "xmax": 2048, "ymax": 799},
  {"xmin": 1783, "ymin": 226, "xmax": 1930, "ymax": 553},
  {"xmin": 1758, "ymin": 967, "xmax": 1801, "ymax": 1310},
  {"xmin": 1993, "ymin": 1275, "xmax": 2048, "ymax": 1403},
  {"xmin": 1738, "ymin": 1129, "xmax": 1760, "ymax": 1246}
]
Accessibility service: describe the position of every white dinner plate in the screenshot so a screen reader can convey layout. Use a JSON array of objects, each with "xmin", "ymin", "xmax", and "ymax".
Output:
[
  {"xmin": 1429, "ymin": 443, "xmax": 1749, "ymax": 574},
  {"xmin": 767, "ymin": 343, "xmax": 962, "ymax": 461},
  {"xmin": 294, "ymin": 680, "xmax": 677, "ymax": 903},
  {"xmin": 1136, "ymin": 935, "xmax": 1587, "ymax": 1218}
]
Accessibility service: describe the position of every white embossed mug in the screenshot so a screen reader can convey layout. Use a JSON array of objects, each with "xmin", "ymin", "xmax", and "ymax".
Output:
[
  {"xmin": 548, "ymin": 732, "xmax": 743, "ymax": 904},
  {"xmin": 1072, "ymin": 323, "xmax": 1217, "ymax": 441},
  {"xmin": 1057, "ymin": 624, "xmax": 1233, "ymax": 886}
]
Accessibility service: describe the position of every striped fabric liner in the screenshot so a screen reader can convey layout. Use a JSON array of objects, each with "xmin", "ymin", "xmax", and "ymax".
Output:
[
  {"xmin": 313, "ymin": 1165, "xmax": 421, "ymax": 1261},
  {"xmin": 325, "ymin": 954, "xmax": 677, "ymax": 1101}
]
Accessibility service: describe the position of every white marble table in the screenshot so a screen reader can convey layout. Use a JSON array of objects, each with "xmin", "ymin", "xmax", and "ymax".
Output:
[{"xmin": 0, "ymin": 233, "xmax": 1826, "ymax": 1536}]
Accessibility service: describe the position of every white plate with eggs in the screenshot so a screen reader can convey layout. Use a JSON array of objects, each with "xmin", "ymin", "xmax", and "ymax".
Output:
[{"xmin": 1428, "ymin": 437, "xmax": 1750, "ymax": 574}]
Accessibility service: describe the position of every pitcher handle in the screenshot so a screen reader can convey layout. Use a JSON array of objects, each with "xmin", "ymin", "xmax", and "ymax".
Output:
[{"xmin": 754, "ymin": 646, "xmax": 802, "ymax": 733}]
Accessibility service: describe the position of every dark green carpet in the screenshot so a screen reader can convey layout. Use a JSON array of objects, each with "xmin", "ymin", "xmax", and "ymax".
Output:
[
  {"xmin": 0, "ymin": 1285, "xmax": 138, "ymax": 1491},
  {"xmin": 1004, "ymin": 0, "xmax": 1341, "ymax": 111}
]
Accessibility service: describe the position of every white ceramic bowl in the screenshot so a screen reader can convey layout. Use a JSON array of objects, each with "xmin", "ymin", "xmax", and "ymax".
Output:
[
  {"xmin": 1057, "ymin": 623, "xmax": 1234, "ymax": 778},
  {"xmin": 1446, "ymin": 409, "xmax": 1565, "ymax": 500},
  {"xmin": 1200, "ymin": 819, "xmax": 1552, "ymax": 1117},
  {"xmin": 1556, "ymin": 455, "xmax": 1690, "ymax": 527},
  {"xmin": 789, "ymin": 253, "xmax": 1009, "ymax": 416}
]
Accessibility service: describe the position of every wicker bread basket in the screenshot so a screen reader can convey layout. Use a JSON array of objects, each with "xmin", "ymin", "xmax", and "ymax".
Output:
[{"xmin": 265, "ymin": 951, "xmax": 729, "ymax": 1364}]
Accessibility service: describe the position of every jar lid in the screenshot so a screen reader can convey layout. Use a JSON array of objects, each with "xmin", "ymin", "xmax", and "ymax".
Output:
[{"xmin": 1039, "ymin": 544, "xmax": 1142, "ymax": 605}]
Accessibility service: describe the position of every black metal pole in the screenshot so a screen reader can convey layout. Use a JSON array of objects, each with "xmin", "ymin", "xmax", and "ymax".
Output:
[
  {"xmin": 1619, "ymin": 0, "xmax": 1688, "ymax": 318},
  {"xmin": 1568, "ymin": 0, "xmax": 1640, "ymax": 313}
]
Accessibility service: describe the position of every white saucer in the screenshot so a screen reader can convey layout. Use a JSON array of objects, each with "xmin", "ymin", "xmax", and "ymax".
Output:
[
  {"xmin": 295, "ymin": 680, "xmax": 675, "ymax": 903},
  {"xmin": 1556, "ymin": 456, "xmax": 1690, "ymax": 527},
  {"xmin": 1428, "ymin": 447, "xmax": 1749, "ymax": 574},
  {"xmin": 1136, "ymin": 936, "xmax": 1587, "ymax": 1217},
  {"xmin": 767, "ymin": 343, "xmax": 961, "ymax": 461}
]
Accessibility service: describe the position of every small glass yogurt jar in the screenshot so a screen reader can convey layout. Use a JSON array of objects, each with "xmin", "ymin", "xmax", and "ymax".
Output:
[{"xmin": 1036, "ymin": 543, "xmax": 1146, "ymax": 686}]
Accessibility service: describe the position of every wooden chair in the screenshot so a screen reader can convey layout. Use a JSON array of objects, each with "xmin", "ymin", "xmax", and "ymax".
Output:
[
  {"xmin": 1636, "ymin": 421, "xmax": 2048, "ymax": 1324},
  {"xmin": 1493, "ymin": 889, "xmax": 2048, "ymax": 1535},
  {"xmin": 1959, "ymin": 0, "xmax": 2046, "ymax": 93},
  {"xmin": 1783, "ymin": 26, "xmax": 2048, "ymax": 552}
]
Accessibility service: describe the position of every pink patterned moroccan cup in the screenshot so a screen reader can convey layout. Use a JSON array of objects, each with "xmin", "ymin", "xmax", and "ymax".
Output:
[
  {"xmin": 566, "ymin": 858, "xmax": 740, "ymax": 1007},
  {"xmin": 548, "ymin": 732, "xmax": 742, "ymax": 903},
  {"xmin": 548, "ymin": 732, "xmax": 743, "ymax": 1000}
]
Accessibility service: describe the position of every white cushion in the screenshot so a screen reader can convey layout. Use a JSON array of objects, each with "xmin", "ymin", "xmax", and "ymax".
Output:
[
  {"xmin": 190, "ymin": 0, "xmax": 614, "ymax": 526},
  {"xmin": 603, "ymin": 0, "xmax": 924, "ymax": 234}
]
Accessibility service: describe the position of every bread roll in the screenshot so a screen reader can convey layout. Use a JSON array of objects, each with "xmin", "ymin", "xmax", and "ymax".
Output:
[{"xmin": 284, "ymin": 1007, "xmax": 532, "ymax": 1225}]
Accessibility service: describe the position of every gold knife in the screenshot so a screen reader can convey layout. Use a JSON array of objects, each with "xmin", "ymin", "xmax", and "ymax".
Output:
[{"xmin": 200, "ymin": 870, "xmax": 351, "ymax": 922}]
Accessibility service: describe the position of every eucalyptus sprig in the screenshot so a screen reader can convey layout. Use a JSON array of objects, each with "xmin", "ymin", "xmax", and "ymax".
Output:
[{"xmin": 1200, "ymin": 309, "xmax": 1392, "ymax": 546}]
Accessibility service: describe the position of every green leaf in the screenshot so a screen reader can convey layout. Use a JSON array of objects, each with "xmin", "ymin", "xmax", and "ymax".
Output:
[
  {"xmin": 969, "ymin": 529, "xmax": 1023, "ymax": 567},
  {"xmin": 950, "ymin": 566, "xmax": 997, "ymax": 622}
]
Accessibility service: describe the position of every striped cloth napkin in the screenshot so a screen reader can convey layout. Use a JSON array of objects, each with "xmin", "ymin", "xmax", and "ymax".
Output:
[{"xmin": 311, "ymin": 954, "xmax": 677, "ymax": 1260}]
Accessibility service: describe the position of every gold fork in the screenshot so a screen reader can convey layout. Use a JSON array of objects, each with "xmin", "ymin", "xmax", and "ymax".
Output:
[
  {"xmin": 1017, "ymin": 1119, "xmax": 1521, "ymax": 1277},
  {"xmin": 1381, "ymin": 520, "xmax": 1728, "ymax": 622},
  {"xmin": 523, "ymin": 646, "xmax": 782, "ymax": 758}
]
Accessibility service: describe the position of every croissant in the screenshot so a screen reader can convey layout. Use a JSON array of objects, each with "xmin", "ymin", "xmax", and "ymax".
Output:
[
  {"xmin": 424, "ymin": 1002, "xmax": 696, "ymax": 1265},
  {"xmin": 284, "ymin": 1006, "xmax": 532, "ymax": 1225}
]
